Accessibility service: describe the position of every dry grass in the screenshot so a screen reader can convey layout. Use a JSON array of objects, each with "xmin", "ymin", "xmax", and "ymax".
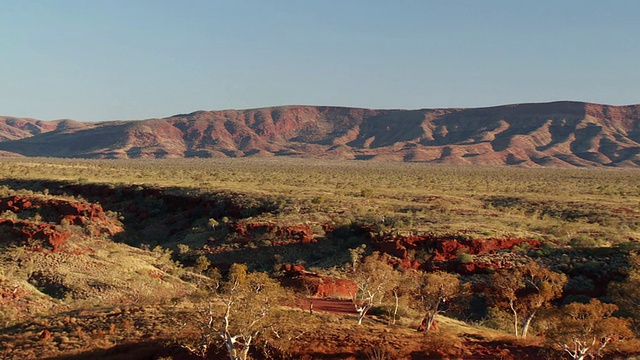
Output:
[
  {"xmin": 0, "ymin": 158, "xmax": 637, "ymax": 359},
  {"xmin": 0, "ymin": 157, "xmax": 638, "ymax": 243}
]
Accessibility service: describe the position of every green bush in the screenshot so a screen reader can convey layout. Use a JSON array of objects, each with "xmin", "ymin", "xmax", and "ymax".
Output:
[
  {"xmin": 456, "ymin": 249, "xmax": 475, "ymax": 264},
  {"xmin": 570, "ymin": 235, "xmax": 603, "ymax": 248},
  {"xmin": 481, "ymin": 307, "xmax": 512, "ymax": 333}
]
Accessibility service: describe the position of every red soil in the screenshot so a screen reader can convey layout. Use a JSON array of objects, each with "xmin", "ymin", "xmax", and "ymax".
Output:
[{"xmin": 295, "ymin": 297, "xmax": 356, "ymax": 316}]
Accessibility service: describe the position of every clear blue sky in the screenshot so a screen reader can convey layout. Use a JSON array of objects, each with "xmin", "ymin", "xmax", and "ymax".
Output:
[{"xmin": 1, "ymin": 1, "xmax": 638, "ymax": 121}]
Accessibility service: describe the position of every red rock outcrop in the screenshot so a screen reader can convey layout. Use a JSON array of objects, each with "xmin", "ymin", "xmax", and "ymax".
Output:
[
  {"xmin": 431, "ymin": 237, "xmax": 541, "ymax": 261},
  {"xmin": 0, "ymin": 195, "xmax": 123, "ymax": 252},
  {"xmin": 371, "ymin": 231, "xmax": 539, "ymax": 258},
  {"xmin": 0, "ymin": 196, "xmax": 112, "ymax": 226},
  {"xmin": 282, "ymin": 264, "xmax": 357, "ymax": 299},
  {"xmin": 369, "ymin": 230, "xmax": 541, "ymax": 273},
  {"xmin": 40, "ymin": 330, "xmax": 52, "ymax": 340},
  {"xmin": 229, "ymin": 222, "xmax": 316, "ymax": 245},
  {"xmin": 0, "ymin": 219, "xmax": 71, "ymax": 252}
]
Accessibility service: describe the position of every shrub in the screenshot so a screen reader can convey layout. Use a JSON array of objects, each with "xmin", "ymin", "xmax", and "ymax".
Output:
[
  {"xmin": 570, "ymin": 235, "xmax": 604, "ymax": 248},
  {"xmin": 177, "ymin": 244, "xmax": 190, "ymax": 255},
  {"xmin": 481, "ymin": 306, "xmax": 513, "ymax": 333},
  {"xmin": 422, "ymin": 331, "xmax": 465, "ymax": 357},
  {"xmin": 367, "ymin": 305, "xmax": 388, "ymax": 317},
  {"xmin": 360, "ymin": 188, "xmax": 374, "ymax": 198},
  {"xmin": 363, "ymin": 341, "xmax": 399, "ymax": 360},
  {"xmin": 193, "ymin": 255, "xmax": 211, "ymax": 274},
  {"xmin": 457, "ymin": 252, "xmax": 474, "ymax": 264}
]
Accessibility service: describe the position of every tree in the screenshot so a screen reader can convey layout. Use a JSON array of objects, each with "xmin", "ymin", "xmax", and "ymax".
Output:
[
  {"xmin": 348, "ymin": 244, "xmax": 367, "ymax": 270},
  {"xmin": 608, "ymin": 252, "xmax": 640, "ymax": 324},
  {"xmin": 486, "ymin": 261, "xmax": 567, "ymax": 338},
  {"xmin": 546, "ymin": 299, "xmax": 634, "ymax": 360},
  {"xmin": 413, "ymin": 271, "xmax": 464, "ymax": 334},
  {"xmin": 194, "ymin": 255, "xmax": 211, "ymax": 274},
  {"xmin": 389, "ymin": 268, "xmax": 413, "ymax": 325},
  {"xmin": 349, "ymin": 252, "xmax": 397, "ymax": 325},
  {"xmin": 176, "ymin": 264, "xmax": 286, "ymax": 360}
]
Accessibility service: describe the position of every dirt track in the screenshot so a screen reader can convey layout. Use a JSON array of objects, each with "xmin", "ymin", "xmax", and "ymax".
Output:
[{"xmin": 295, "ymin": 298, "xmax": 356, "ymax": 316}]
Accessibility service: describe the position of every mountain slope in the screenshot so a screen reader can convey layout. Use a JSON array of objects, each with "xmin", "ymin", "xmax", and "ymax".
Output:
[{"xmin": 0, "ymin": 101, "xmax": 639, "ymax": 167}]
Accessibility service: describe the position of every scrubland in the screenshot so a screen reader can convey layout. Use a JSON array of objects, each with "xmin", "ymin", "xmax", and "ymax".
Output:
[{"xmin": 0, "ymin": 157, "xmax": 638, "ymax": 359}]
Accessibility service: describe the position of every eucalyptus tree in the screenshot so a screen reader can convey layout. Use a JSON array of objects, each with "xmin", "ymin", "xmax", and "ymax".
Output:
[
  {"xmin": 486, "ymin": 261, "xmax": 567, "ymax": 338},
  {"xmin": 349, "ymin": 252, "xmax": 397, "ymax": 325}
]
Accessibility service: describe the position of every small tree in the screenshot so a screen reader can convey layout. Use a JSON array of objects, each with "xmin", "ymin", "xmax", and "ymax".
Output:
[
  {"xmin": 608, "ymin": 252, "xmax": 640, "ymax": 326},
  {"xmin": 389, "ymin": 268, "xmax": 413, "ymax": 325},
  {"xmin": 547, "ymin": 299, "xmax": 634, "ymax": 360},
  {"xmin": 414, "ymin": 271, "xmax": 464, "ymax": 334},
  {"xmin": 176, "ymin": 264, "xmax": 286, "ymax": 360},
  {"xmin": 349, "ymin": 252, "xmax": 396, "ymax": 325},
  {"xmin": 194, "ymin": 255, "xmax": 211, "ymax": 274},
  {"xmin": 177, "ymin": 243, "xmax": 191, "ymax": 255},
  {"xmin": 349, "ymin": 244, "xmax": 367, "ymax": 270},
  {"xmin": 219, "ymin": 264, "xmax": 286, "ymax": 360},
  {"xmin": 486, "ymin": 261, "xmax": 567, "ymax": 338}
]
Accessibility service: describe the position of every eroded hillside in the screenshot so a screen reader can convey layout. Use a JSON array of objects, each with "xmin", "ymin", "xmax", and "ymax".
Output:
[{"xmin": 0, "ymin": 101, "xmax": 639, "ymax": 166}]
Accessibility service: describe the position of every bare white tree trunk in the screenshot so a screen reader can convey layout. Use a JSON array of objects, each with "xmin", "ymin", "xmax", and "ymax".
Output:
[
  {"xmin": 510, "ymin": 302, "xmax": 519, "ymax": 338},
  {"xmin": 521, "ymin": 312, "xmax": 535, "ymax": 338},
  {"xmin": 561, "ymin": 344, "xmax": 588, "ymax": 360},
  {"xmin": 560, "ymin": 337, "xmax": 599, "ymax": 360},
  {"xmin": 222, "ymin": 331, "xmax": 253, "ymax": 360},
  {"xmin": 223, "ymin": 332, "xmax": 237, "ymax": 360},
  {"xmin": 391, "ymin": 289, "xmax": 399, "ymax": 325},
  {"xmin": 356, "ymin": 304, "xmax": 371, "ymax": 325},
  {"xmin": 239, "ymin": 335, "xmax": 252, "ymax": 360},
  {"xmin": 424, "ymin": 312, "xmax": 436, "ymax": 333},
  {"xmin": 353, "ymin": 291, "xmax": 375, "ymax": 325},
  {"xmin": 222, "ymin": 300, "xmax": 240, "ymax": 360}
]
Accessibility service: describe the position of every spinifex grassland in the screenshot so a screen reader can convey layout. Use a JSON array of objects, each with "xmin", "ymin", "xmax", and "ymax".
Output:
[
  {"xmin": 0, "ymin": 158, "xmax": 638, "ymax": 359},
  {"xmin": 3, "ymin": 157, "xmax": 638, "ymax": 243}
]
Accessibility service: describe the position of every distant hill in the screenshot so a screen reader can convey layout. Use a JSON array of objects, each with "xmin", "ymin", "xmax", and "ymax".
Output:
[{"xmin": 1, "ymin": 101, "xmax": 639, "ymax": 167}]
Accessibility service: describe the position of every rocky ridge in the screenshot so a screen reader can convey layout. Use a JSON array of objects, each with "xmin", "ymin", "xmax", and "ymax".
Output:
[{"xmin": 0, "ymin": 101, "xmax": 638, "ymax": 166}]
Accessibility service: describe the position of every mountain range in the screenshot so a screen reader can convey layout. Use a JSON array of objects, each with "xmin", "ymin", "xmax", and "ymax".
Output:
[{"xmin": 1, "ymin": 101, "xmax": 639, "ymax": 167}]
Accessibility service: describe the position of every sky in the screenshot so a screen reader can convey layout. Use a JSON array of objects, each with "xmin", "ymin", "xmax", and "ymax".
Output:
[{"xmin": 0, "ymin": 1, "xmax": 639, "ymax": 121}]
